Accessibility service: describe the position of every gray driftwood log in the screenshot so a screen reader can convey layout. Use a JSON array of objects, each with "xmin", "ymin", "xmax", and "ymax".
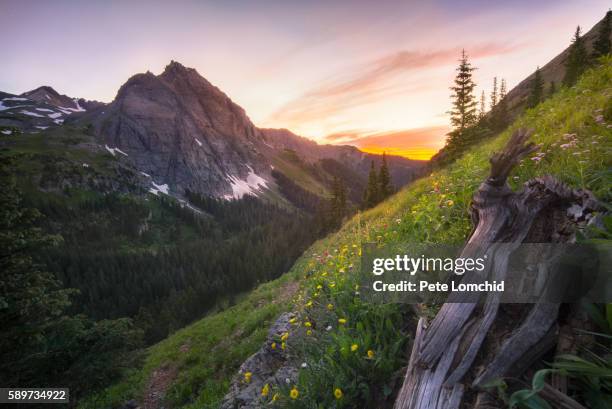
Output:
[{"xmin": 394, "ymin": 129, "xmax": 601, "ymax": 409}]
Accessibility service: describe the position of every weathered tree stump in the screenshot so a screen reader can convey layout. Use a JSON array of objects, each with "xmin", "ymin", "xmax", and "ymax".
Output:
[{"xmin": 394, "ymin": 129, "xmax": 602, "ymax": 409}]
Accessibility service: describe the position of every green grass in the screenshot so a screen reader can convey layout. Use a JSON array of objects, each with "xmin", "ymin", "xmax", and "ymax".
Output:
[
  {"xmin": 271, "ymin": 150, "xmax": 331, "ymax": 197},
  {"xmin": 83, "ymin": 59, "xmax": 611, "ymax": 408},
  {"xmin": 0, "ymin": 126, "xmax": 121, "ymax": 181},
  {"xmin": 79, "ymin": 268, "xmax": 305, "ymax": 409}
]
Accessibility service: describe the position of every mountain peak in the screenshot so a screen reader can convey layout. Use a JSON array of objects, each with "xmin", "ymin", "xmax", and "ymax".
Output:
[
  {"xmin": 162, "ymin": 60, "xmax": 194, "ymax": 77},
  {"xmin": 20, "ymin": 85, "xmax": 81, "ymax": 110},
  {"xmin": 22, "ymin": 85, "xmax": 60, "ymax": 98}
]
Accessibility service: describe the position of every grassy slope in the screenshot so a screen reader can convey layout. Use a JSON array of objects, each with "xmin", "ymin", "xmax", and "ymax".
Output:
[
  {"xmin": 270, "ymin": 150, "xmax": 331, "ymax": 197},
  {"xmin": 82, "ymin": 59, "xmax": 611, "ymax": 408}
]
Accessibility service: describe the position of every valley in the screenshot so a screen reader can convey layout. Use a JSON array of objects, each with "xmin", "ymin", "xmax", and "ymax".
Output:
[{"xmin": 1, "ymin": 5, "xmax": 610, "ymax": 409}]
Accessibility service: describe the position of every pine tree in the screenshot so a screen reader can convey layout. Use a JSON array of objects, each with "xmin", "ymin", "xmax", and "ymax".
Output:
[
  {"xmin": 378, "ymin": 153, "xmax": 392, "ymax": 200},
  {"xmin": 592, "ymin": 10, "xmax": 611, "ymax": 58},
  {"xmin": 479, "ymin": 90, "xmax": 486, "ymax": 120},
  {"xmin": 499, "ymin": 78, "xmax": 507, "ymax": 100},
  {"xmin": 490, "ymin": 78, "xmax": 508, "ymax": 131},
  {"xmin": 548, "ymin": 81, "xmax": 556, "ymax": 97},
  {"xmin": 363, "ymin": 161, "xmax": 379, "ymax": 209},
  {"xmin": 527, "ymin": 67, "xmax": 544, "ymax": 108},
  {"xmin": 446, "ymin": 50, "xmax": 478, "ymax": 152},
  {"xmin": 563, "ymin": 26, "xmax": 589, "ymax": 86},
  {"xmin": 330, "ymin": 176, "xmax": 347, "ymax": 223},
  {"xmin": 490, "ymin": 77, "xmax": 498, "ymax": 109}
]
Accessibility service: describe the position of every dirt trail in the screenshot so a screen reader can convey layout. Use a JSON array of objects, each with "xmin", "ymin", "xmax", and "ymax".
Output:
[{"xmin": 143, "ymin": 365, "xmax": 178, "ymax": 409}]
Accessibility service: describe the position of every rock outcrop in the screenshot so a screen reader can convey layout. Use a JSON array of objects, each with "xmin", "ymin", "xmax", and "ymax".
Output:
[{"xmin": 220, "ymin": 312, "xmax": 300, "ymax": 409}]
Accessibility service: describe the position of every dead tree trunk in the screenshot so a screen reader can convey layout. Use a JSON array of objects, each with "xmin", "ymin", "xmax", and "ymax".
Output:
[{"xmin": 394, "ymin": 129, "xmax": 601, "ymax": 409}]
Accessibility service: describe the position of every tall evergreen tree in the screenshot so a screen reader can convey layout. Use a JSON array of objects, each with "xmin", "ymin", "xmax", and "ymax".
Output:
[
  {"xmin": 0, "ymin": 168, "xmax": 72, "ymax": 380},
  {"xmin": 592, "ymin": 10, "xmax": 611, "ymax": 58},
  {"xmin": 378, "ymin": 153, "xmax": 392, "ymax": 200},
  {"xmin": 363, "ymin": 161, "xmax": 379, "ymax": 209},
  {"xmin": 527, "ymin": 67, "xmax": 544, "ymax": 108},
  {"xmin": 563, "ymin": 26, "xmax": 589, "ymax": 86},
  {"xmin": 499, "ymin": 78, "xmax": 507, "ymax": 100},
  {"xmin": 490, "ymin": 76, "xmax": 498, "ymax": 109},
  {"xmin": 446, "ymin": 50, "xmax": 478, "ymax": 152},
  {"xmin": 479, "ymin": 90, "xmax": 486, "ymax": 120}
]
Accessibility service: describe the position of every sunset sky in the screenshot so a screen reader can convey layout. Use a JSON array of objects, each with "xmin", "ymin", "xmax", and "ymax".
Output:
[{"xmin": 1, "ymin": 0, "xmax": 609, "ymax": 159}]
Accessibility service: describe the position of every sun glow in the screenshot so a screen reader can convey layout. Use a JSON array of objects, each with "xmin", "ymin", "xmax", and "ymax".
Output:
[{"xmin": 359, "ymin": 145, "xmax": 437, "ymax": 161}]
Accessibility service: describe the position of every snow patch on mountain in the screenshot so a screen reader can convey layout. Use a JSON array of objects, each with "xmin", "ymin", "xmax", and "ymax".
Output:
[
  {"xmin": 20, "ymin": 110, "xmax": 45, "ymax": 117},
  {"xmin": 105, "ymin": 145, "xmax": 128, "ymax": 157},
  {"xmin": 223, "ymin": 166, "xmax": 268, "ymax": 200},
  {"xmin": 149, "ymin": 181, "xmax": 169, "ymax": 196}
]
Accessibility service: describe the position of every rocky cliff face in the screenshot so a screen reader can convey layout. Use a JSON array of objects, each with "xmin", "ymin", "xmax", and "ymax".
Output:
[
  {"xmin": 90, "ymin": 61, "xmax": 271, "ymax": 198},
  {"xmin": 86, "ymin": 61, "xmax": 424, "ymax": 199}
]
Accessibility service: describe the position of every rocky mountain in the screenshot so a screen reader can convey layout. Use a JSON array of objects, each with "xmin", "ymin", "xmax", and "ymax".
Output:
[
  {"xmin": 1, "ymin": 61, "xmax": 425, "ymax": 203},
  {"xmin": 78, "ymin": 61, "xmax": 424, "ymax": 200},
  {"xmin": 83, "ymin": 61, "xmax": 272, "ymax": 199},
  {"xmin": 0, "ymin": 86, "xmax": 102, "ymax": 134}
]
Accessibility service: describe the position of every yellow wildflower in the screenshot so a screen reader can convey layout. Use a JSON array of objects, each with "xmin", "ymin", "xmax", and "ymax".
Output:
[
  {"xmin": 244, "ymin": 372, "xmax": 252, "ymax": 383},
  {"xmin": 271, "ymin": 342, "xmax": 276, "ymax": 350},
  {"xmin": 338, "ymin": 318, "xmax": 347, "ymax": 325},
  {"xmin": 289, "ymin": 318, "xmax": 297, "ymax": 324},
  {"xmin": 316, "ymin": 284, "xmax": 323, "ymax": 290},
  {"xmin": 334, "ymin": 388, "xmax": 343, "ymax": 399},
  {"xmin": 272, "ymin": 393, "xmax": 279, "ymax": 402},
  {"xmin": 367, "ymin": 350, "xmax": 375, "ymax": 359},
  {"xmin": 306, "ymin": 330, "xmax": 312, "ymax": 336},
  {"xmin": 305, "ymin": 300, "xmax": 313, "ymax": 308},
  {"xmin": 321, "ymin": 272, "xmax": 328, "ymax": 277},
  {"xmin": 261, "ymin": 383, "xmax": 269, "ymax": 397},
  {"xmin": 281, "ymin": 342, "xmax": 286, "ymax": 350},
  {"xmin": 281, "ymin": 332, "xmax": 289, "ymax": 341},
  {"xmin": 351, "ymin": 343, "xmax": 359, "ymax": 352},
  {"xmin": 447, "ymin": 200, "xmax": 454, "ymax": 206},
  {"xmin": 304, "ymin": 321, "xmax": 312, "ymax": 327},
  {"xmin": 290, "ymin": 387, "xmax": 299, "ymax": 399},
  {"xmin": 327, "ymin": 303, "xmax": 334, "ymax": 311}
]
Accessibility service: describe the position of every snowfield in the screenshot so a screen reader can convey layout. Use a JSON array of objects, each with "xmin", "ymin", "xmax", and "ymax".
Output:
[
  {"xmin": 149, "ymin": 181, "xmax": 169, "ymax": 196},
  {"xmin": 223, "ymin": 166, "xmax": 268, "ymax": 200}
]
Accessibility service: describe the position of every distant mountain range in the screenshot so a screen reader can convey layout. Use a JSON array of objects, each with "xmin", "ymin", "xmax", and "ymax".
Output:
[{"xmin": 0, "ymin": 62, "xmax": 425, "ymax": 203}]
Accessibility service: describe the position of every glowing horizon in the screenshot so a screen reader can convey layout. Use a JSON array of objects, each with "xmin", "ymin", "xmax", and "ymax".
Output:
[
  {"xmin": 1, "ymin": 1, "xmax": 609, "ymax": 160},
  {"xmin": 358, "ymin": 146, "xmax": 438, "ymax": 161}
]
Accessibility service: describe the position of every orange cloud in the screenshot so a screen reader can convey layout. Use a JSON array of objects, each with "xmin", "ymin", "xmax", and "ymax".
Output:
[{"xmin": 269, "ymin": 43, "xmax": 518, "ymax": 127}]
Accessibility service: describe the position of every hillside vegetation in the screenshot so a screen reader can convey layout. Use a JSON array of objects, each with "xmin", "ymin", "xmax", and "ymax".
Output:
[{"xmin": 83, "ymin": 58, "xmax": 611, "ymax": 408}]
